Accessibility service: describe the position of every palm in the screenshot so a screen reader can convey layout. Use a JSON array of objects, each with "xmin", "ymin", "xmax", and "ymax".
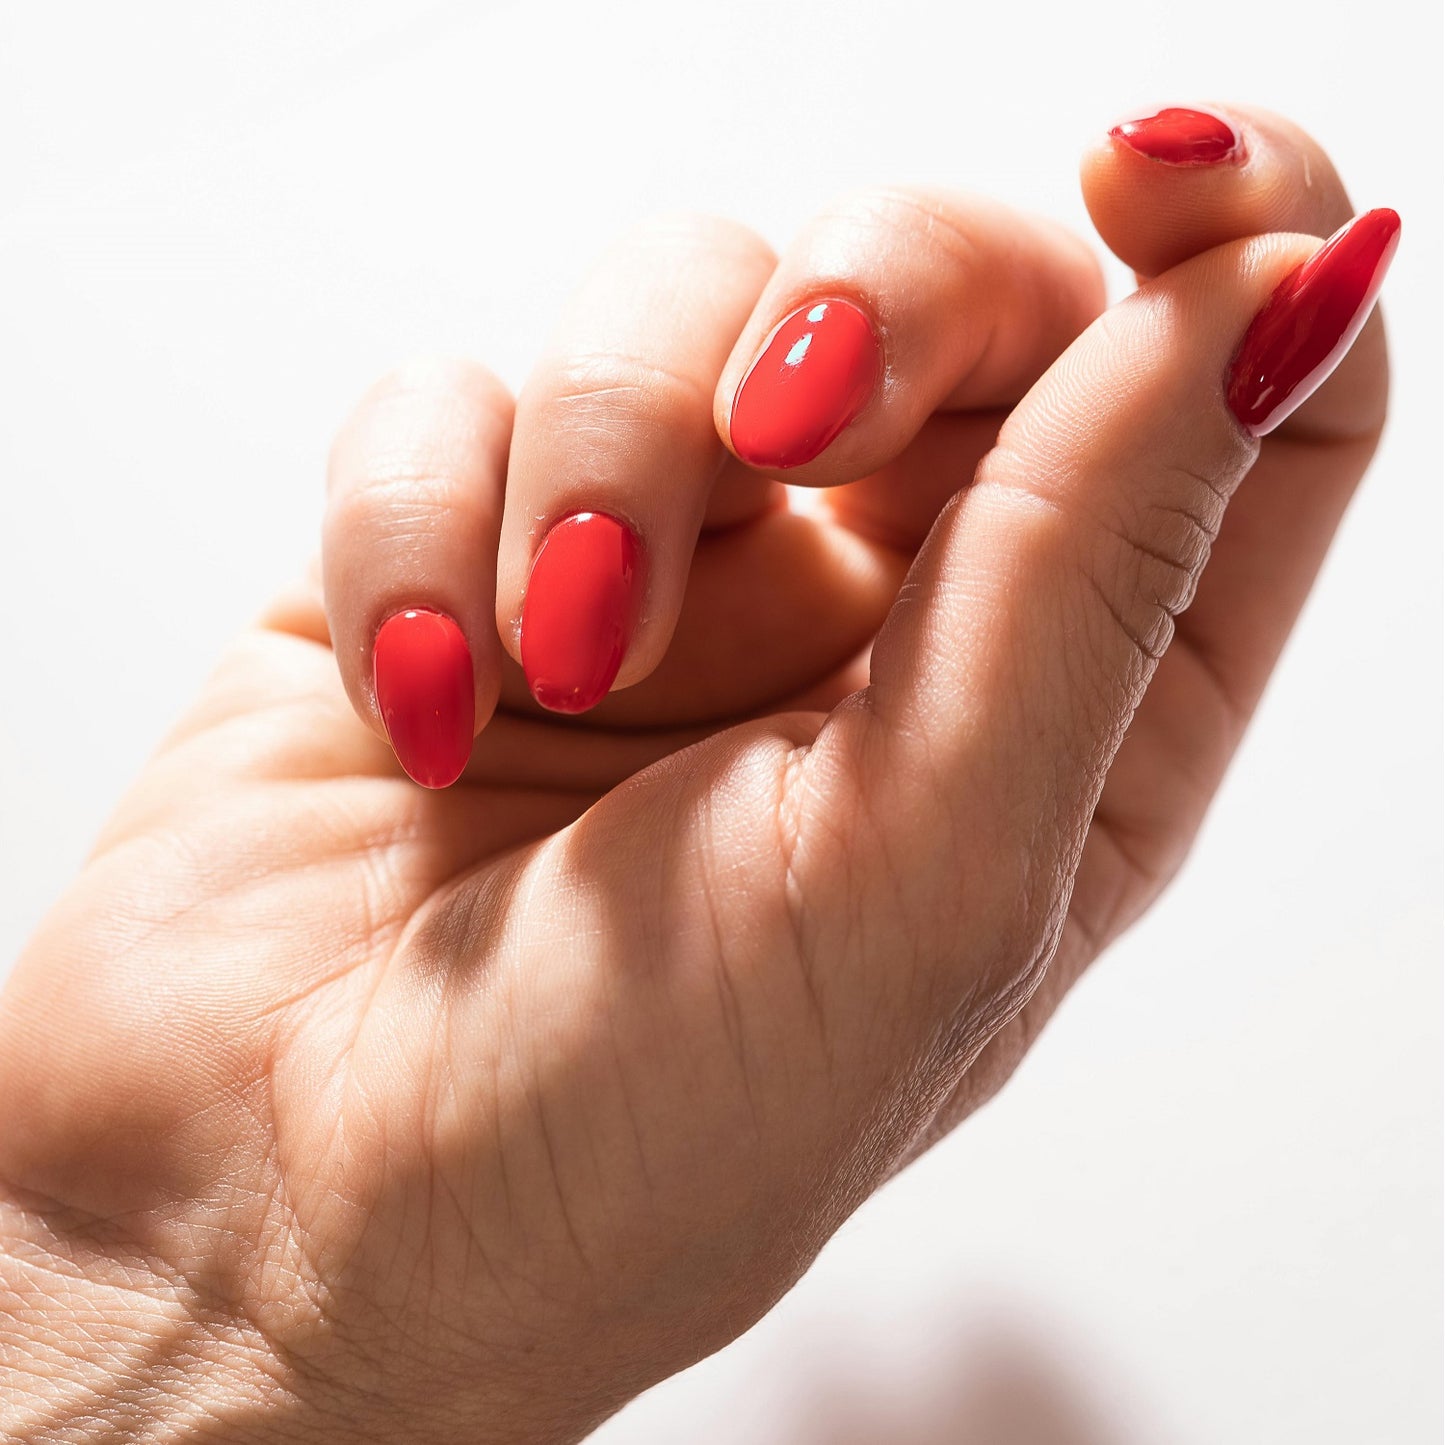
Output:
[{"xmin": 0, "ymin": 512, "xmax": 913, "ymax": 1422}]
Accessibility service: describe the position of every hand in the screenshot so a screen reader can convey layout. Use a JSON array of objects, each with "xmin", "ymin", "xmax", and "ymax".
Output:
[{"xmin": 0, "ymin": 105, "xmax": 1397, "ymax": 1442}]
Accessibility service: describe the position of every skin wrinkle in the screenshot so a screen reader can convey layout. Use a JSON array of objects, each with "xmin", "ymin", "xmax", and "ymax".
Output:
[
  {"xmin": 325, "ymin": 361, "xmax": 513, "ymax": 493},
  {"xmin": 604, "ymin": 1004, "xmax": 662, "ymax": 1203},
  {"xmin": 410, "ymin": 1063, "xmax": 523, "ymax": 1340},
  {"xmin": 1079, "ymin": 567, "xmax": 1176, "ymax": 665},
  {"xmin": 142, "ymin": 680, "xmax": 363, "ymax": 769},
  {"xmin": 254, "ymin": 1083, "xmax": 339, "ymax": 1352},
  {"xmin": 0, "ymin": 1194, "xmax": 314, "ymax": 1439},
  {"xmin": 699, "ymin": 794, "xmax": 765, "ymax": 1143},
  {"xmin": 862, "ymin": 187, "xmax": 1004, "ymax": 381},
  {"xmin": 526, "ymin": 1061, "xmax": 592, "ymax": 1278},
  {"xmin": 777, "ymin": 747, "xmax": 845, "ymax": 1077},
  {"xmin": 916, "ymin": 496, "xmax": 1313, "ymax": 1147},
  {"xmin": 541, "ymin": 350, "xmax": 719, "ymax": 424},
  {"xmin": 1099, "ymin": 494, "xmax": 1217, "ymax": 592},
  {"xmin": 967, "ymin": 430, "xmax": 1238, "ymax": 719}
]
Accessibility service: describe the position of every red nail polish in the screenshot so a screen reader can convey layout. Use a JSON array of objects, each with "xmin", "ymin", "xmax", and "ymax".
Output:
[
  {"xmin": 730, "ymin": 298, "xmax": 881, "ymax": 469},
  {"xmin": 520, "ymin": 512, "xmax": 643, "ymax": 714},
  {"xmin": 372, "ymin": 608, "xmax": 474, "ymax": 788},
  {"xmin": 1226, "ymin": 208, "xmax": 1401, "ymax": 438},
  {"xmin": 1109, "ymin": 107, "xmax": 1242, "ymax": 166}
]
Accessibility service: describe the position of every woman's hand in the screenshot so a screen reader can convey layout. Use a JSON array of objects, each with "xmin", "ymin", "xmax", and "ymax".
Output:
[{"xmin": 0, "ymin": 105, "xmax": 1397, "ymax": 1442}]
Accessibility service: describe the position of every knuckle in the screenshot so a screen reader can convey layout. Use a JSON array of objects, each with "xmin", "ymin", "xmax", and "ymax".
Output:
[
  {"xmin": 324, "ymin": 458, "xmax": 472, "ymax": 542},
  {"xmin": 537, "ymin": 350, "xmax": 714, "ymax": 425},
  {"xmin": 922, "ymin": 844, "xmax": 1070, "ymax": 1076},
  {"xmin": 813, "ymin": 184, "xmax": 988, "ymax": 278},
  {"xmin": 328, "ymin": 356, "xmax": 512, "ymax": 496},
  {"xmin": 822, "ymin": 707, "xmax": 1067, "ymax": 1068},
  {"xmin": 357, "ymin": 355, "xmax": 510, "ymax": 421},
  {"xmin": 1086, "ymin": 481, "xmax": 1225, "ymax": 659},
  {"xmin": 613, "ymin": 210, "xmax": 775, "ymax": 272},
  {"xmin": 1086, "ymin": 468, "xmax": 1225, "ymax": 656},
  {"xmin": 974, "ymin": 443, "xmax": 1232, "ymax": 672}
]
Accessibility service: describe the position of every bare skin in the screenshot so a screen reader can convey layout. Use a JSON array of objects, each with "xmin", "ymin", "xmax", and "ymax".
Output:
[{"xmin": 0, "ymin": 105, "xmax": 1392, "ymax": 1442}]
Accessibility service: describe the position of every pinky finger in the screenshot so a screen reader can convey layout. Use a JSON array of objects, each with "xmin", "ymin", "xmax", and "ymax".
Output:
[{"xmin": 323, "ymin": 359, "xmax": 513, "ymax": 788}]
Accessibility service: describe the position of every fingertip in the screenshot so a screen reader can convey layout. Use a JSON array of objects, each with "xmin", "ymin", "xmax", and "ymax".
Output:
[
  {"xmin": 517, "ymin": 511, "xmax": 646, "ymax": 716},
  {"xmin": 1082, "ymin": 106, "xmax": 1252, "ymax": 276},
  {"xmin": 725, "ymin": 296, "xmax": 884, "ymax": 472},
  {"xmin": 372, "ymin": 607, "xmax": 479, "ymax": 788},
  {"xmin": 1104, "ymin": 105, "xmax": 1245, "ymax": 168},
  {"xmin": 1225, "ymin": 208, "xmax": 1401, "ymax": 438},
  {"xmin": 1082, "ymin": 101, "xmax": 1356, "ymax": 280}
]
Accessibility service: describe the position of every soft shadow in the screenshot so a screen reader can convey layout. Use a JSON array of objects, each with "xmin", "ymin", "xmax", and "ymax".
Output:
[{"xmin": 782, "ymin": 1314, "xmax": 1137, "ymax": 1445}]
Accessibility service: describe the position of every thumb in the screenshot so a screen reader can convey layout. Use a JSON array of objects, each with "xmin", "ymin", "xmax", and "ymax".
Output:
[{"xmin": 815, "ymin": 211, "xmax": 1399, "ymax": 1037}]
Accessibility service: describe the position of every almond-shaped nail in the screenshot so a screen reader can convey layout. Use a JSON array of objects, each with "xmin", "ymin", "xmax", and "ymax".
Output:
[
  {"xmin": 730, "ymin": 298, "xmax": 881, "ymax": 469},
  {"xmin": 1226, "ymin": 208, "xmax": 1401, "ymax": 438},
  {"xmin": 520, "ymin": 511, "xmax": 643, "ymax": 714},
  {"xmin": 1110, "ymin": 107, "xmax": 1243, "ymax": 166},
  {"xmin": 373, "ymin": 608, "xmax": 475, "ymax": 788}
]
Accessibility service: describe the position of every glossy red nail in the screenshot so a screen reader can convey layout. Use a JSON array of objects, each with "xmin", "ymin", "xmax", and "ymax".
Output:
[
  {"xmin": 730, "ymin": 298, "xmax": 881, "ymax": 469},
  {"xmin": 1110, "ymin": 107, "xmax": 1242, "ymax": 166},
  {"xmin": 520, "ymin": 512, "xmax": 643, "ymax": 714},
  {"xmin": 1226, "ymin": 208, "xmax": 1401, "ymax": 438},
  {"xmin": 372, "ymin": 608, "xmax": 474, "ymax": 788}
]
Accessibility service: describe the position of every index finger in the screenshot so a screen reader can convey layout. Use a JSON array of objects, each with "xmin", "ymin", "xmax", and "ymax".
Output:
[{"xmin": 711, "ymin": 188, "xmax": 1105, "ymax": 485}]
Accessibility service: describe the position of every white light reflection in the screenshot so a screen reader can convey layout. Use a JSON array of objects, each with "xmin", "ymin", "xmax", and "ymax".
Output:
[{"xmin": 784, "ymin": 333, "xmax": 813, "ymax": 367}]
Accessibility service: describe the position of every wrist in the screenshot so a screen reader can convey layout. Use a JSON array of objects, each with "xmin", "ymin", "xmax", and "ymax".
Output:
[
  {"xmin": 0, "ymin": 1185, "xmax": 314, "ymax": 1442},
  {"xmin": 0, "ymin": 1184, "xmax": 614, "ymax": 1444}
]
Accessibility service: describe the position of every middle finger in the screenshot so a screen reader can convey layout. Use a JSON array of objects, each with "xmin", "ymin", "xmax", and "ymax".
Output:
[{"xmin": 496, "ymin": 214, "xmax": 776, "ymax": 715}]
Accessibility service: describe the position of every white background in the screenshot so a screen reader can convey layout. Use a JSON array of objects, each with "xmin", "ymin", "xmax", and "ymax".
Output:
[{"xmin": 1, "ymin": 3, "xmax": 1440, "ymax": 1440}]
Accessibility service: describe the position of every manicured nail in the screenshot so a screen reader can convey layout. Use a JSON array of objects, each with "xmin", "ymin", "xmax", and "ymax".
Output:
[
  {"xmin": 372, "ymin": 608, "xmax": 474, "ymax": 788},
  {"xmin": 1109, "ymin": 107, "xmax": 1242, "ymax": 166},
  {"xmin": 730, "ymin": 298, "xmax": 881, "ymax": 469},
  {"xmin": 1226, "ymin": 208, "xmax": 1401, "ymax": 438},
  {"xmin": 520, "ymin": 511, "xmax": 643, "ymax": 714}
]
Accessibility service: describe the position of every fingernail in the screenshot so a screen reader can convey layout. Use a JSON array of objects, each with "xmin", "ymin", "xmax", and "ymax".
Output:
[
  {"xmin": 1109, "ymin": 107, "xmax": 1243, "ymax": 166},
  {"xmin": 372, "ymin": 608, "xmax": 475, "ymax": 788},
  {"xmin": 1226, "ymin": 208, "xmax": 1401, "ymax": 438},
  {"xmin": 730, "ymin": 297, "xmax": 881, "ymax": 469},
  {"xmin": 520, "ymin": 511, "xmax": 644, "ymax": 714}
]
